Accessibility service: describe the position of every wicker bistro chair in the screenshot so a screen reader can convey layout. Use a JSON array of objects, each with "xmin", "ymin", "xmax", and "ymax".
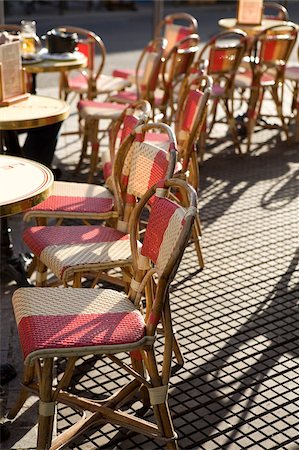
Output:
[
  {"xmin": 124, "ymin": 73, "xmax": 212, "ymax": 270},
  {"xmin": 57, "ymin": 26, "xmax": 130, "ymax": 101},
  {"xmin": 23, "ymin": 122, "xmax": 177, "ymax": 289},
  {"xmin": 112, "ymin": 12, "xmax": 198, "ymax": 82},
  {"xmin": 194, "ymin": 29, "xmax": 248, "ymax": 154},
  {"xmin": 10, "ymin": 178, "xmax": 197, "ymax": 450},
  {"xmin": 159, "ymin": 33, "xmax": 201, "ymax": 124},
  {"xmin": 23, "ymin": 101, "xmax": 151, "ymax": 227},
  {"xmin": 234, "ymin": 23, "xmax": 298, "ymax": 152},
  {"xmin": 284, "ymin": 44, "xmax": 299, "ymax": 142},
  {"xmin": 108, "ymin": 37, "xmax": 168, "ymax": 119}
]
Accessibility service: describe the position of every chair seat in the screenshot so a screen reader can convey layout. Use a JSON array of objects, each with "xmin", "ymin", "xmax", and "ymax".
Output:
[
  {"xmin": 23, "ymin": 225, "xmax": 132, "ymax": 282},
  {"xmin": 109, "ymin": 90, "xmax": 164, "ymax": 106},
  {"xmin": 68, "ymin": 73, "xmax": 131, "ymax": 95},
  {"xmin": 235, "ymin": 69, "xmax": 275, "ymax": 88},
  {"xmin": 112, "ymin": 68, "xmax": 135, "ymax": 81},
  {"xmin": 285, "ymin": 64, "xmax": 299, "ymax": 81},
  {"xmin": 24, "ymin": 181, "xmax": 116, "ymax": 221},
  {"xmin": 78, "ymin": 100, "xmax": 127, "ymax": 120},
  {"xmin": 12, "ymin": 287, "xmax": 146, "ymax": 362}
]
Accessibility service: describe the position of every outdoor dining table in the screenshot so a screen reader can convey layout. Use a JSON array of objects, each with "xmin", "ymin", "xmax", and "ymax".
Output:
[
  {"xmin": 218, "ymin": 17, "xmax": 291, "ymax": 36},
  {"xmin": 0, "ymin": 94, "xmax": 69, "ymax": 286},
  {"xmin": 22, "ymin": 50, "xmax": 87, "ymax": 94}
]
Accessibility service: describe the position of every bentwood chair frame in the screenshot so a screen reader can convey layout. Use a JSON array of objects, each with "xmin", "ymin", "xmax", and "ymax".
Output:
[
  {"xmin": 108, "ymin": 37, "xmax": 168, "ymax": 119},
  {"xmin": 241, "ymin": 23, "xmax": 298, "ymax": 152},
  {"xmin": 154, "ymin": 12, "xmax": 199, "ymax": 56},
  {"xmin": 263, "ymin": 2, "xmax": 289, "ymax": 21},
  {"xmin": 284, "ymin": 43, "xmax": 299, "ymax": 142},
  {"xmin": 57, "ymin": 26, "xmax": 130, "ymax": 101},
  {"xmin": 159, "ymin": 33, "xmax": 201, "ymax": 124},
  {"xmin": 10, "ymin": 178, "xmax": 197, "ymax": 450},
  {"xmin": 195, "ymin": 29, "xmax": 248, "ymax": 154},
  {"xmin": 23, "ymin": 100, "xmax": 151, "ymax": 226},
  {"xmin": 23, "ymin": 122, "xmax": 178, "ymax": 289}
]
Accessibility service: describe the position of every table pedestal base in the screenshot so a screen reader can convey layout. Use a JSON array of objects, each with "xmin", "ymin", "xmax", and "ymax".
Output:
[{"xmin": 1, "ymin": 218, "xmax": 32, "ymax": 287}]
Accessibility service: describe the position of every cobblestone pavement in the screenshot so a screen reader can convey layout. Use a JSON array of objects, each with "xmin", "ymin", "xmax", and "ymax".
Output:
[{"xmin": 1, "ymin": 2, "xmax": 299, "ymax": 449}]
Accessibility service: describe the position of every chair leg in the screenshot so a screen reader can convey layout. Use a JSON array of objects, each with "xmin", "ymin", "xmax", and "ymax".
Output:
[
  {"xmin": 271, "ymin": 85, "xmax": 288, "ymax": 140},
  {"xmin": 7, "ymin": 363, "xmax": 35, "ymax": 420},
  {"xmin": 246, "ymin": 85, "xmax": 261, "ymax": 153},
  {"xmin": 145, "ymin": 350, "xmax": 178, "ymax": 449},
  {"xmin": 192, "ymin": 218, "xmax": 204, "ymax": 269},
  {"xmin": 75, "ymin": 121, "xmax": 89, "ymax": 174},
  {"xmin": 36, "ymin": 258, "xmax": 48, "ymax": 286},
  {"xmin": 88, "ymin": 119, "xmax": 100, "ymax": 184},
  {"xmin": 36, "ymin": 358, "xmax": 55, "ymax": 450}
]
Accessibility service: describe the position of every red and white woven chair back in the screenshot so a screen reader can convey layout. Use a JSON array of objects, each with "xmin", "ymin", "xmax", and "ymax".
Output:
[
  {"xmin": 129, "ymin": 178, "xmax": 197, "ymax": 333},
  {"xmin": 122, "ymin": 123, "xmax": 177, "ymax": 199},
  {"xmin": 258, "ymin": 26, "xmax": 298, "ymax": 66},
  {"xmin": 137, "ymin": 38, "xmax": 167, "ymax": 98},
  {"xmin": 176, "ymin": 75, "xmax": 212, "ymax": 169},
  {"xmin": 207, "ymin": 39, "xmax": 246, "ymax": 75},
  {"xmin": 155, "ymin": 13, "xmax": 198, "ymax": 56}
]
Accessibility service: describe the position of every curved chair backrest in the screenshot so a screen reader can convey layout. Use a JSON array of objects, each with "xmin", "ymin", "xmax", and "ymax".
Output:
[
  {"xmin": 129, "ymin": 177, "xmax": 197, "ymax": 339},
  {"xmin": 134, "ymin": 37, "xmax": 168, "ymax": 107},
  {"xmin": 57, "ymin": 25, "xmax": 106, "ymax": 99},
  {"xmin": 263, "ymin": 2, "xmax": 289, "ymax": 20},
  {"xmin": 112, "ymin": 122, "xmax": 177, "ymax": 230},
  {"xmin": 160, "ymin": 33, "xmax": 201, "ymax": 122},
  {"xmin": 175, "ymin": 74, "xmax": 212, "ymax": 188},
  {"xmin": 253, "ymin": 23, "xmax": 298, "ymax": 76},
  {"xmin": 102, "ymin": 100, "xmax": 152, "ymax": 183},
  {"xmin": 155, "ymin": 12, "xmax": 199, "ymax": 56},
  {"xmin": 196, "ymin": 29, "xmax": 248, "ymax": 94}
]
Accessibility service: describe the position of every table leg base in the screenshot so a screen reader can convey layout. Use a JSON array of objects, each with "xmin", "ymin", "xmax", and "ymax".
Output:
[{"xmin": 1, "ymin": 254, "xmax": 33, "ymax": 287}]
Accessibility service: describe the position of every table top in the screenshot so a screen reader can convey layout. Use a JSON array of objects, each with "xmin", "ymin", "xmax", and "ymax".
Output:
[
  {"xmin": 0, "ymin": 154, "xmax": 54, "ymax": 217},
  {"xmin": 218, "ymin": 18, "xmax": 292, "ymax": 35},
  {"xmin": 23, "ymin": 51, "xmax": 87, "ymax": 74},
  {"xmin": 0, "ymin": 94, "xmax": 69, "ymax": 130}
]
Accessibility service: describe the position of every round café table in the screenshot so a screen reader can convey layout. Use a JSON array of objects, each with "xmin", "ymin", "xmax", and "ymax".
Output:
[
  {"xmin": 0, "ymin": 154, "xmax": 54, "ymax": 218},
  {"xmin": 0, "ymin": 155, "xmax": 54, "ymax": 286},
  {"xmin": 218, "ymin": 18, "xmax": 290, "ymax": 36},
  {"xmin": 0, "ymin": 94, "xmax": 69, "ymax": 286},
  {"xmin": 22, "ymin": 51, "xmax": 87, "ymax": 95}
]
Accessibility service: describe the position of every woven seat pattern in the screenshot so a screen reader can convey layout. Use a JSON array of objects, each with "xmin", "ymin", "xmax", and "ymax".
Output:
[
  {"xmin": 26, "ymin": 181, "xmax": 114, "ymax": 216},
  {"xmin": 24, "ymin": 225, "xmax": 131, "ymax": 279},
  {"xmin": 68, "ymin": 73, "xmax": 130, "ymax": 95},
  {"xmin": 126, "ymin": 141, "xmax": 170, "ymax": 198},
  {"xmin": 12, "ymin": 287, "xmax": 145, "ymax": 360},
  {"xmin": 78, "ymin": 100, "xmax": 126, "ymax": 119}
]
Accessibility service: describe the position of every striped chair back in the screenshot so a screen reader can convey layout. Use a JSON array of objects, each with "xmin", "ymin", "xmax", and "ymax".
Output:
[
  {"xmin": 136, "ymin": 37, "xmax": 167, "ymax": 103},
  {"xmin": 112, "ymin": 122, "xmax": 177, "ymax": 231},
  {"xmin": 128, "ymin": 178, "xmax": 197, "ymax": 335},
  {"xmin": 155, "ymin": 13, "xmax": 198, "ymax": 56},
  {"xmin": 175, "ymin": 74, "xmax": 212, "ymax": 180}
]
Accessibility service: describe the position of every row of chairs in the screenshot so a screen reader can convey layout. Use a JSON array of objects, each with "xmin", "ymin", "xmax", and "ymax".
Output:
[{"xmin": 10, "ymin": 109, "xmax": 202, "ymax": 449}]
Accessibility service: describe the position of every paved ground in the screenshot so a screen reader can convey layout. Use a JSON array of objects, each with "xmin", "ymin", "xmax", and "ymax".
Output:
[{"xmin": 1, "ymin": 1, "xmax": 299, "ymax": 449}]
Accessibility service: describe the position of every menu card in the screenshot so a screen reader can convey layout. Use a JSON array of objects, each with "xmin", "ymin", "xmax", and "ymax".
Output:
[
  {"xmin": 237, "ymin": 0, "xmax": 263, "ymax": 25},
  {"xmin": 0, "ymin": 39, "xmax": 29, "ymax": 106}
]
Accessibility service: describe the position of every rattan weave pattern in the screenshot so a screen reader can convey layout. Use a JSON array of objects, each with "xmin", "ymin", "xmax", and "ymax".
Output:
[
  {"xmin": 12, "ymin": 287, "xmax": 132, "ymax": 325},
  {"xmin": 23, "ymin": 225, "xmax": 128, "ymax": 257},
  {"xmin": 128, "ymin": 142, "xmax": 169, "ymax": 197},
  {"xmin": 41, "ymin": 240, "xmax": 132, "ymax": 280},
  {"xmin": 142, "ymin": 198, "xmax": 185, "ymax": 272},
  {"xmin": 12, "ymin": 288, "xmax": 145, "ymax": 359}
]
